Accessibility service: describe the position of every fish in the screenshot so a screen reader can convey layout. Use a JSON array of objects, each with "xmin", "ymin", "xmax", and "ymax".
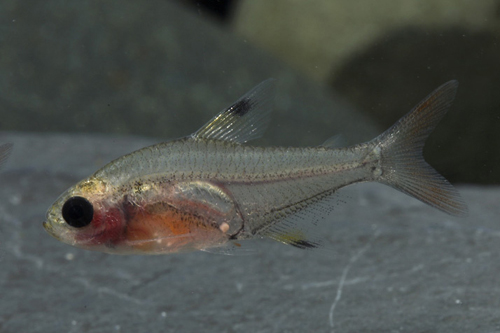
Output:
[
  {"xmin": 0, "ymin": 143, "xmax": 12, "ymax": 169},
  {"xmin": 43, "ymin": 79, "xmax": 467, "ymax": 254}
]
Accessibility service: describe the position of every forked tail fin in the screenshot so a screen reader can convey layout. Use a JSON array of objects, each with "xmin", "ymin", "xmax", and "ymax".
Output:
[{"xmin": 375, "ymin": 80, "xmax": 467, "ymax": 216}]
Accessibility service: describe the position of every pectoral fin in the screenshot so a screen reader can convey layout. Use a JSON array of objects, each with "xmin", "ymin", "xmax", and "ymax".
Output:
[{"xmin": 167, "ymin": 181, "xmax": 241, "ymax": 234}]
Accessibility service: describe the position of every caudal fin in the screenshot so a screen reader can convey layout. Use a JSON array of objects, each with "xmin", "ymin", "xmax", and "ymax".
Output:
[{"xmin": 375, "ymin": 81, "xmax": 467, "ymax": 216}]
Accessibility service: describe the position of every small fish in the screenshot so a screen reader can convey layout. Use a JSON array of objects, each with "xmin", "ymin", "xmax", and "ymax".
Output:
[
  {"xmin": 43, "ymin": 80, "xmax": 467, "ymax": 254},
  {"xmin": 0, "ymin": 143, "xmax": 13, "ymax": 169}
]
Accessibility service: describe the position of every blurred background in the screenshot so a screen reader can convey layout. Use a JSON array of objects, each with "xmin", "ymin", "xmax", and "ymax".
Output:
[{"xmin": 1, "ymin": 0, "xmax": 499, "ymax": 183}]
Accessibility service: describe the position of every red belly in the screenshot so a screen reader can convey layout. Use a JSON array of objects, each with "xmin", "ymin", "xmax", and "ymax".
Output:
[{"xmin": 123, "ymin": 201, "xmax": 226, "ymax": 253}]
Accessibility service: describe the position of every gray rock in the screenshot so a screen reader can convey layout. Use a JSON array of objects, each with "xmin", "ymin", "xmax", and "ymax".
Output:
[{"xmin": 0, "ymin": 132, "xmax": 497, "ymax": 333}]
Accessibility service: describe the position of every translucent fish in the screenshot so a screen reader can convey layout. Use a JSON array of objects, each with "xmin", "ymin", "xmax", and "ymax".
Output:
[
  {"xmin": 43, "ymin": 79, "xmax": 466, "ymax": 255},
  {"xmin": 0, "ymin": 143, "xmax": 13, "ymax": 168}
]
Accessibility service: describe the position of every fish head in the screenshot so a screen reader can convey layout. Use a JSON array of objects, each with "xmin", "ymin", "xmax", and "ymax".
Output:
[{"xmin": 43, "ymin": 176, "xmax": 127, "ymax": 253}]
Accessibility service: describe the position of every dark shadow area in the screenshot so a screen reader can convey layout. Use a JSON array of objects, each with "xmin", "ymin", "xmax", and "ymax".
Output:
[
  {"xmin": 331, "ymin": 27, "xmax": 500, "ymax": 185},
  {"xmin": 178, "ymin": 0, "xmax": 237, "ymax": 21}
]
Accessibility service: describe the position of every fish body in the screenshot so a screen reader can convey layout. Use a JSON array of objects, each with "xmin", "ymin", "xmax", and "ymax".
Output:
[{"xmin": 43, "ymin": 80, "xmax": 467, "ymax": 254}]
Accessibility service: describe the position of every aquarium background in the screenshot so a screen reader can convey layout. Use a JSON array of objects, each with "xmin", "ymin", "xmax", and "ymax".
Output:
[{"xmin": 1, "ymin": 1, "xmax": 499, "ymax": 332}]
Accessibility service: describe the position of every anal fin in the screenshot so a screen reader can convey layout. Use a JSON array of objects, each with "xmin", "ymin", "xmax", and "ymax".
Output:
[{"xmin": 259, "ymin": 191, "xmax": 347, "ymax": 252}]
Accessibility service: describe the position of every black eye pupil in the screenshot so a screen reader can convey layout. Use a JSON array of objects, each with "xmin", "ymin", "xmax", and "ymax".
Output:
[{"xmin": 62, "ymin": 196, "xmax": 93, "ymax": 228}]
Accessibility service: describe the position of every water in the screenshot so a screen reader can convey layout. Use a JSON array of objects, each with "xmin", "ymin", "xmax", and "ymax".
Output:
[{"xmin": 0, "ymin": 1, "xmax": 498, "ymax": 332}]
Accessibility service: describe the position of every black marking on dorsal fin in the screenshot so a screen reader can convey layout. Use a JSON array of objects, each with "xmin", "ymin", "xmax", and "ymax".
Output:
[
  {"xmin": 289, "ymin": 239, "xmax": 319, "ymax": 250},
  {"xmin": 192, "ymin": 79, "xmax": 275, "ymax": 144},
  {"xmin": 227, "ymin": 98, "xmax": 253, "ymax": 117}
]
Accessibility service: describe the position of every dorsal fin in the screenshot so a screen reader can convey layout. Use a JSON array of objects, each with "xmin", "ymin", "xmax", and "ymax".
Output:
[
  {"xmin": 192, "ymin": 79, "xmax": 275, "ymax": 144},
  {"xmin": 319, "ymin": 134, "xmax": 347, "ymax": 149}
]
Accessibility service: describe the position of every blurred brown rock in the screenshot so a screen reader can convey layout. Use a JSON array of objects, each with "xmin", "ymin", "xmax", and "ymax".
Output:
[{"xmin": 233, "ymin": 0, "xmax": 499, "ymax": 81}]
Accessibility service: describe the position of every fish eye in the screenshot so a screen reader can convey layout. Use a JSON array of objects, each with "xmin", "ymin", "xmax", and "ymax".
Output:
[{"xmin": 62, "ymin": 196, "xmax": 94, "ymax": 228}]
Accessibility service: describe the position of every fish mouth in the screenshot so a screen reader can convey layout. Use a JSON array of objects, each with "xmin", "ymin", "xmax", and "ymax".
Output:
[{"xmin": 43, "ymin": 221, "xmax": 61, "ymax": 241}]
